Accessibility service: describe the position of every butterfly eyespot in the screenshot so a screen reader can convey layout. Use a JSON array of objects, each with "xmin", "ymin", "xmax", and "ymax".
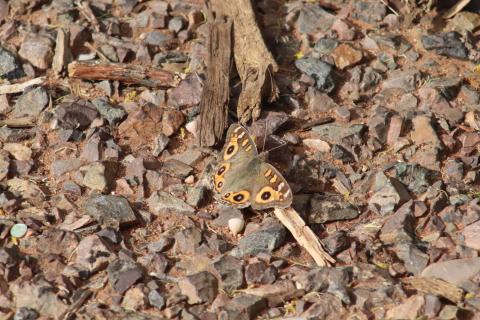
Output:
[
  {"xmin": 224, "ymin": 193, "xmax": 231, "ymax": 198},
  {"xmin": 261, "ymin": 191, "xmax": 271, "ymax": 200},
  {"xmin": 233, "ymin": 194, "xmax": 244, "ymax": 202},
  {"xmin": 217, "ymin": 181, "xmax": 223, "ymax": 188},
  {"xmin": 217, "ymin": 166, "xmax": 226, "ymax": 175},
  {"xmin": 226, "ymin": 145, "xmax": 235, "ymax": 154}
]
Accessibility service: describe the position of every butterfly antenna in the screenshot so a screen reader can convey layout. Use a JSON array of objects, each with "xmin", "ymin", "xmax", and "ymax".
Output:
[{"xmin": 265, "ymin": 139, "xmax": 288, "ymax": 154}]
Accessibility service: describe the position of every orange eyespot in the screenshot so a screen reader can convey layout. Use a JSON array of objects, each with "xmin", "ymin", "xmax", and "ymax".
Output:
[
  {"xmin": 223, "ymin": 142, "xmax": 238, "ymax": 160},
  {"xmin": 223, "ymin": 191, "xmax": 250, "ymax": 204}
]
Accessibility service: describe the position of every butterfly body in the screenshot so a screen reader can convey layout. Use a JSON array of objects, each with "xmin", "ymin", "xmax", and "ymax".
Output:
[{"xmin": 212, "ymin": 124, "xmax": 292, "ymax": 210}]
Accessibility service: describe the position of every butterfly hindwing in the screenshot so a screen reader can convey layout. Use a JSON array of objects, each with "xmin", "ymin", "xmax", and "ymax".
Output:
[{"xmin": 251, "ymin": 162, "xmax": 293, "ymax": 210}]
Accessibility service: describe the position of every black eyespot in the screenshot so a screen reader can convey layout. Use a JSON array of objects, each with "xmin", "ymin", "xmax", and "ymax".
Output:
[
  {"xmin": 217, "ymin": 166, "xmax": 226, "ymax": 175},
  {"xmin": 224, "ymin": 193, "xmax": 230, "ymax": 198},
  {"xmin": 217, "ymin": 181, "xmax": 223, "ymax": 188},
  {"xmin": 233, "ymin": 194, "xmax": 244, "ymax": 202},
  {"xmin": 261, "ymin": 191, "xmax": 271, "ymax": 200},
  {"xmin": 226, "ymin": 145, "xmax": 235, "ymax": 155}
]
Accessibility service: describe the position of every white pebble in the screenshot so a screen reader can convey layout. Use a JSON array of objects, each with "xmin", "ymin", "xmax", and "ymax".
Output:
[
  {"xmin": 185, "ymin": 118, "xmax": 198, "ymax": 137},
  {"xmin": 228, "ymin": 217, "xmax": 245, "ymax": 236},
  {"xmin": 184, "ymin": 175, "xmax": 195, "ymax": 184}
]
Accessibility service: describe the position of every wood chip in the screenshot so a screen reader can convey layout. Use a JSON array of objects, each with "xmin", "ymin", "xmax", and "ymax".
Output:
[
  {"xmin": 274, "ymin": 207, "xmax": 335, "ymax": 267},
  {"xmin": 0, "ymin": 77, "xmax": 45, "ymax": 95},
  {"xmin": 403, "ymin": 276, "xmax": 464, "ymax": 303}
]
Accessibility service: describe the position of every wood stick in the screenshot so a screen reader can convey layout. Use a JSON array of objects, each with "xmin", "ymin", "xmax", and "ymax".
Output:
[
  {"xmin": 274, "ymin": 207, "xmax": 335, "ymax": 267},
  {"xmin": 403, "ymin": 277, "xmax": 464, "ymax": 303},
  {"xmin": 212, "ymin": 0, "xmax": 279, "ymax": 124},
  {"xmin": 198, "ymin": 14, "xmax": 232, "ymax": 147},
  {"xmin": 67, "ymin": 61, "xmax": 177, "ymax": 88},
  {"xmin": 0, "ymin": 77, "xmax": 45, "ymax": 95}
]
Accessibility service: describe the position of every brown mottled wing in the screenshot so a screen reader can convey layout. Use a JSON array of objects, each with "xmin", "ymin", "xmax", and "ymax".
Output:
[{"xmin": 251, "ymin": 162, "xmax": 293, "ymax": 210}]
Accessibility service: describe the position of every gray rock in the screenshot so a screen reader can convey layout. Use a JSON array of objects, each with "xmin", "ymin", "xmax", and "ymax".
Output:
[
  {"xmin": 0, "ymin": 47, "xmax": 22, "ymax": 79},
  {"xmin": 0, "ymin": 151, "xmax": 9, "ymax": 181},
  {"xmin": 92, "ymin": 98, "xmax": 126, "ymax": 126},
  {"xmin": 219, "ymin": 294, "xmax": 267, "ymax": 320},
  {"xmin": 51, "ymin": 159, "xmax": 84, "ymax": 178},
  {"xmin": 107, "ymin": 259, "xmax": 143, "ymax": 294},
  {"xmin": 148, "ymin": 290, "xmax": 165, "ymax": 309},
  {"xmin": 462, "ymin": 220, "xmax": 480, "ymax": 250},
  {"xmin": 84, "ymin": 195, "xmax": 137, "ymax": 228},
  {"xmin": 351, "ymin": 1, "xmax": 387, "ymax": 24},
  {"xmin": 385, "ymin": 295, "xmax": 425, "ymax": 320},
  {"xmin": 296, "ymin": 3, "xmax": 335, "ymax": 35},
  {"xmin": 393, "ymin": 243, "xmax": 429, "ymax": 275},
  {"xmin": 330, "ymin": 144, "xmax": 354, "ymax": 163},
  {"xmin": 323, "ymin": 230, "xmax": 350, "ymax": 256},
  {"xmin": 422, "ymin": 32, "xmax": 468, "ymax": 60},
  {"xmin": 153, "ymin": 133, "xmax": 169, "ymax": 156},
  {"xmin": 179, "ymin": 271, "xmax": 218, "ymax": 304},
  {"xmin": 147, "ymin": 236, "xmax": 173, "ymax": 253},
  {"xmin": 18, "ymin": 35, "xmax": 54, "ymax": 69},
  {"xmin": 168, "ymin": 16, "xmax": 185, "ymax": 33},
  {"xmin": 369, "ymin": 172, "xmax": 411, "ymax": 215},
  {"xmin": 382, "ymin": 69, "xmax": 422, "ymax": 92},
  {"xmin": 311, "ymin": 123, "xmax": 365, "ymax": 144},
  {"xmin": 13, "ymin": 307, "xmax": 39, "ymax": 320},
  {"xmin": 174, "ymin": 227, "xmax": 202, "ymax": 255},
  {"xmin": 391, "ymin": 162, "xmax": 434, "ymax": 195},
  {"xmin": 309, "ymin": 194, "xmax": 359, "ymax": 223},
  {"xmin": 186, "ymin": 185, "xmax": 208, "ymax": 207},
  {"xmin": 144, "ymin": 30, "xmax": 174, "ymax": 46},
  {"xmin": 168, "ymin": 74, "xmax": 203, "ymax": 108},
  {"xmin": 314, "ymin": 38, "xmax": 338, "ymax": 55},
  {"xmin": 231, "ymin": 220, "xmax": 286, "ymax": 257},
  {"xmin": 81, "ymin": 162, "xmax": 109, "ymax": 192},
  {"xmin": 161, "ymin": 159, "xmax": 193, "ymax": 178},
  {"xmin": 147, "ymin": 191, "xmax": 195, "ymax": 215},
  {"xmin": 211, "ymin": 255, "xmax": 244, "ymax": 292},
  {"xmin": 56, "ymin": 99, "xmax": 99, "ymax": 130},
  {"xmin": 444, "ymin": 159, "xmax": 464, "ymax": 183},
  {"xmin": 421, "ymin": 258, "xmax": 480, "ymax": 286},
  {"xmin": 295, "ymin": 57, "xmax": 335, "ymax": 93},
  {"xmin": 12, "ymin": 87, "xmax": 49, "ymax": 118}
]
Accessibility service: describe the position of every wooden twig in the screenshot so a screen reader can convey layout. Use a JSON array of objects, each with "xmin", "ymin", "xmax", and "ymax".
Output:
[
  {"xmin": 403, "ymin": 277, "xmax": 464, "ymax": 303},
  {"xmin": 67, "ymin": 61, "xmax": 177, "ymax": 88},
  {"xmin": 212, "ymin": 0, "xmax": 279, "ymax": 124},
  {"xmin": 198, "ymin": 13, "xmax": 232, "ymax": 147},
  {"xmin": 0, "ymin": 77, "xmax": 45, "ymax": 95},
  {"xmin": 274, "ymin": 207, "xmax": 335, "ymax": 267},
  {"xmin": 0, "ymin": 117, "xmax": 35, "ymax": 128},
  {"xmin": 443, "ymin": 0, "xmax": 471, "ymax": 19}
]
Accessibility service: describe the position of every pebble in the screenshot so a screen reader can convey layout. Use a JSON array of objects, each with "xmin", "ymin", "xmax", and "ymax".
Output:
[
  {"xmin": 18, "ymin": 35, "xmax": 54, "ymax": 69},
  {"xmin": 369, "ymin": 172, "xmax": 411, "ymax": 215},
  {"xmin": 168, "ymin": 74, "xmax": 203, "ymax": 108},
  {"xmin": 0, "ymin": 47, "xmax": 22, "ymax": 79},
  {"xmin": 309, "ymin": 195, "xmax": 359, "ymax": 223},
  {"xmin": 179, "ymin": 271, "xmax": 218, "ymax": 304},
  {"xmin": 331, "ymin": 44, "xmax": 363, "ymax": 70},
  {"xmin": 12, "ymin": 87, "xmax": 49, "ymax": 119},
  {"xmin": 147, "ymin": 191, "xmax": 195, "ymax": 216},
  {"xmin": 107, "ymin": 259, "xmax": 143, "ymax": 294},
  {"xmin": 84, "ymin": 194, "xmax": 137, "ymax": 228},
  {"xmin": 10, "ymin": 223, "xmax": 28, "ymax": 238},
  {"xmin": 228, "ymin": 217, "xmax": 245, "ymax": 236},
  {"xmin": 295, "ymin": 57, "xmax": 335, "ymax": 93},
  {"xmin": 92, "ymin": 98, "xmax": 126, "ymax": 126},
  {"xmin": 231, "ymin": 221, "xmax": 286, "ymax": 257},
  {"xmin": 211, "ymin": 255, "xmax": 244, "ymax": 292},
  {"xmin": 422, "ymin": 31, "xmax": 468, "ymax": 60}
]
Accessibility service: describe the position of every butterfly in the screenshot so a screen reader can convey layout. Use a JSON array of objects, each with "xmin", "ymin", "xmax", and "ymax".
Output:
[{"xmin": 212, "ymin": 123, "xmax": 293, "ymax": 209}]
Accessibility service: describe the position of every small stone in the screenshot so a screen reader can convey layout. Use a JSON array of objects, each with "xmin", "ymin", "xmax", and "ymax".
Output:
[
  {"xmin": 311, "ymin": 123, "xmax": 365, "ymax": 144},
  {"xmin": 331, "ymin": 144, "xmax": 354, "ymax": 163},
  {"xmin": 391, "ymin": 163, "xmax": 433, "ymax": 195},
  {"xmin": 386, "ymin": 115, "xmax": 403, "ymax": 146},
  {"xmin": 462, "ymin": 220, "xmax": 480, "ymax": 250},
  {"xmin": 4, "ymin": 143, "xmax": 31, "ymax": 161},
  {"xmin": 13, "ymin": 307, "xmax": 39, "ymax": 320},
  {"xmin": 424, "ymin": 294, "xmax": 442, "ymax": 317},
  {"xmin": 0, "ymin": 47, "xmax": 22, "ymax": 79},
  {"xmin": 212, "ymin": 255, "xmax": 244, "ymax": 292},
  {"xmin": 18, "ymin": 35, "xmax": 54, "ymax": 69},
  {"xmin": 322, "ymin": 230, "xmax": 350, "ymax": 255},
  {"xmin": 174, "ymin": 227, "xmax": 202, "ymax": 254},
  {"xmin": 314, "ymin": 38, "xmax": 338, "ymax": 55},
  {"xmin": 295, "ymin": 57, "xmax": 335, "ymax": 93},
  {"xmin": 219, "ymin": 294, "xmax": 267, "ymax": 320},
  {"xmin": 56, "ymin": 100, "xmax": 99, "ymax": 130},
  {"xmin": 75, "ymin": 234, "xmax": 114, "ymax": 273},
  {"xmin": 303, "ymin": 138, "xmax": 330, "ymax": 153},
  {"xmin": 147, "ymin": 237, "xmax": 173, "ymax": 253},
  {"xmin": 162, "ymin": 159, "xmax": 193, "ymax": 178},
  {"xmin": 369, "ymin": 172, "xmax": 411, "ymax": 215},
  {"xmin": 148, "ymin": 290, "xmax": 165, "ymax": 309},
  {"xmin": 309, "ymin": 195, "xmax": 359, "ymax": 223},
  {"xmin": 186, "ymin": 185, "xmax": 208, "ymax": 207},
  {"xmin": 51, "ymin": 159, "xmax": 84, "ymax": 178},
  {"xmin": 10, "ymin": 223, "xmax": 28, "ymax": 238},
  {"xmin": 296, "ymin": 3, "xmax": 335, "ymax": 35},
  {"xmin": 144, "ymin": 30, "xmax": 174, "ymax": 46},
  {"xmin": 168, "ymin": 16, "xmax": 185, "ymax": 33},
  {"xmin": 331, "ymin": 44, "xmax": 363, "ymax": 70},
  {"xmin": 422, "ymin": 31, "xmax": 468, "ymax": 60},
  {"xmin": 382, "ymin": 69, "xmax": 422, "ymax": 92},
  {"xmin": 231, "ymin": 221, "xmax": 286, "ymax": 257},
  {"xmin": 97, "ymin": 228, "xmax": 122, "ymax": 244},
  {"xmin": 179, "ymin": 271, "xmax": 218, "ymax": 304},
  {"xmin": 107, "ymin": 259, "xmax": 143, "ymax": 294},
  {"xmin": 351, "ymin": 1, "xmax": 387, "ymax": 24},
  {"xmin": 168, "ymin": 74, "xmax": 203, "ymax": 108},
  {"xmin": 385, "ymin": 295, "xmax": 425, "ymax": 320},
  {"xmin": 81, "ymin": 162, "xmax": 109, "ymax": 192},
  {"xmin": 438, "ymin": 305, "xmax": 459, "ymax": 319},
  {"xmin": 245, "ymin": 261, "xmax": 277, "ymax": 285},
  {"xmin": 393, "ymin": 243, "xmax": 429, "ymax": 275},
  {"xmin": 421, "ymin": 258, "xmax": 480, "ymax": 286},
  {"xmin": 92, "ymin": 98, "xmax": 126, "ymax": 126},
  {"xmin": 147, "ymin": 191, "xmax": 195, "ymax": 216},
  {"xmin": 228, "ymin": 217, "xmax": 245, "ymax": 236},
  {"xmin": 153, "ymin": 133, "xmax": 169, "ymax": 156},
  {"xmin": 84, "ymin": 195, "xmax": 137, "ymax": 228},
  {"xmin": 162, "ymin": 109, "xmax": 185, "ymax": 136},
  {"xmin": 122, "ymin": 287, "xmax": 147, "ymax": 311},
  {"xmin": 12, "ymin": 87, "xmax": 49, "ymax": 118},
  {"xmin": 380, "ymin": 202, "xmax": 415, "ymax": 244},
  {"xmin": 331, "ymin": 19, "xmax": 355, "ymax": 41},
  {"xmin": 335, "ymin": 106, "xmax": 351, "ymax": 122}
]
